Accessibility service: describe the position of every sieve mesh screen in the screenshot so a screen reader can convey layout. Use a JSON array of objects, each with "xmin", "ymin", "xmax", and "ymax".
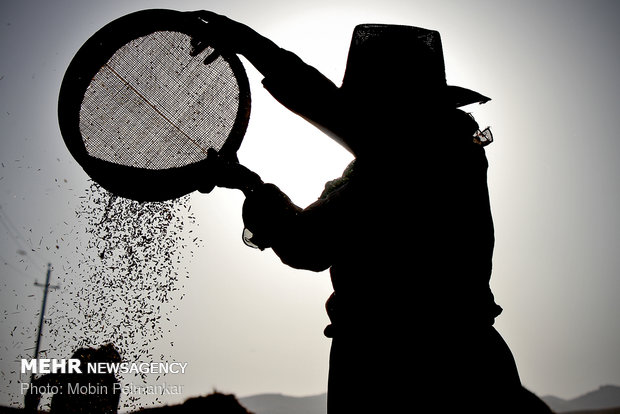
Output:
[{"xmin": 79, "ymin": 30, "xmax": 241, "ymax": 170}]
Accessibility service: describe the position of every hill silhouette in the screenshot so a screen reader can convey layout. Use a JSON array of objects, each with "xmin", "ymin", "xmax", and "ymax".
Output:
[
  {"xmin": 238, "ymin": 386, "xmax": 620, "ymax": 414},
  {"xmin": 562, "ymin": 409, "xmax": 620, "ymax": 414},
  {"xmin": 542, "ymin": 385, "xmax": 620, "ymax": 413},
  {"xmin": 239, "ymin": 393, "xmax": 326, "ymax": 414}
]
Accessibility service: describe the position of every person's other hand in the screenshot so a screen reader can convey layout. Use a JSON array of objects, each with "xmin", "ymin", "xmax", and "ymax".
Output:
[{"xmin": 198, "ymin": 149, "xmax": 263, "ymax": 196}]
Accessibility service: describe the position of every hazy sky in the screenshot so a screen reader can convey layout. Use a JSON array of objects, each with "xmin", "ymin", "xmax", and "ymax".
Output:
[{"xmin": 1, "ymin": 0, "xmax": 619, "ymax": 410}]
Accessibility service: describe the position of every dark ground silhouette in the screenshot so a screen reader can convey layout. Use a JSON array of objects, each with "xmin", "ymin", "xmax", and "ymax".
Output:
[
  {"xmin": 128, "ymin": 392, "xmax": 253, "ymax": 414},
  {"xmin": 24, "ymin": 344, "xmax": 121, "ymax": 414},
  {"xmin": 1, "ymin": 392, "xmax": 253, "ymax": 414}
]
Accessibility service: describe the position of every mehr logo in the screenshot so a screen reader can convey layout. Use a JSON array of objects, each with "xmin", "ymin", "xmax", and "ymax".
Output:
[
  {"xmin": 21, "ymin": 359, "xmax": 188, "ymax": 375},
  {"xmin": 22, "ymin": 359, "xmax": 82, "ymax": 374}
]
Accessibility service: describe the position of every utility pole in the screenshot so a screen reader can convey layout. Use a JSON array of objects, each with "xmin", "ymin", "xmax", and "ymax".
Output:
[
  {"xmin": 32, "ymin": 263, "xmax": 59, "ymax": 362},
  {"xmin": 25, "ymin": 263, "xmax": 59, "ymax": 408}
]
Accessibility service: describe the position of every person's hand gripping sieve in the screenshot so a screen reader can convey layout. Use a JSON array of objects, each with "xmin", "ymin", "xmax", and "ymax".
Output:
[
  {"xmin": 187, "ymin": 11, "xmax": 259, "ymax": 63},
  {"xmin": 198, "ymin": 149, "xmax": 263, "ymax": 196},
  {"xmin": 186, "ymin": 11, "xmax": 283, "ymax": 76}
]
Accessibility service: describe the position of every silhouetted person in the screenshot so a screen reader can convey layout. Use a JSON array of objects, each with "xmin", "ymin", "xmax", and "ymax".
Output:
[
  {"xmin": 190, "ymin": 12, "xmax": 552, "ymax": 413},
  {"xmin": 25, "ymin": 343, "xmax": 121, "ymax": 414}
]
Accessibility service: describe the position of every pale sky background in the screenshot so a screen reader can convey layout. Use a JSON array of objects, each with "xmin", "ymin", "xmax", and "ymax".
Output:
[{"xmin": 1, "ymin": 0, "xmax": 619, "ymax": 410}]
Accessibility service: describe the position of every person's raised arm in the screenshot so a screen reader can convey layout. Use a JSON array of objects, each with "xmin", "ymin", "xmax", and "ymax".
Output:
[
  {"xmin": 186, "ymin": 11, "xmax": 290, "ymax": 78},
  {"xmin": 186, "ymin": 11, "xmax": 347, "ymax": 149}
]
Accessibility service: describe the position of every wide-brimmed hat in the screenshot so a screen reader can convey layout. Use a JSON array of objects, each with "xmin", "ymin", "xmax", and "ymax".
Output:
[{"xmin": 340, "ymin": 24, "xmax": 490, "ymax": 108}]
